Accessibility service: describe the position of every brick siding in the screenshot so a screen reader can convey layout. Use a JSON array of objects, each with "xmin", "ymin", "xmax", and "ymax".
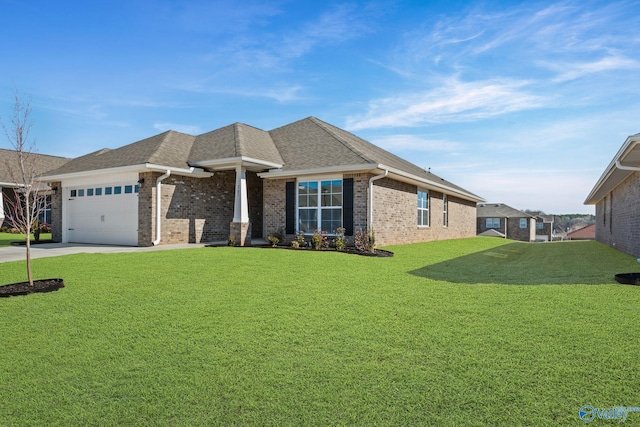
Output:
[
  {"xmin": 50, "ymin": 181, "xmax": 63, "ymax": 242},
  {"xmin": 596, "ymin": 171, "xmax": 640, "ymax": 257}
]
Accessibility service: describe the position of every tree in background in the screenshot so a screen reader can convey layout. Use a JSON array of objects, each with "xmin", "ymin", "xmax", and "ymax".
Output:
[{"xmin": 1, "ymin": 92, "xmax": 48, "ymax": 288}]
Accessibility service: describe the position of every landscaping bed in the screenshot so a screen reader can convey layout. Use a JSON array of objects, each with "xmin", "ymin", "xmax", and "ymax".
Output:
[{"xmin": 0, "ymin": 278, "xmax": 64, "ymax": 297}]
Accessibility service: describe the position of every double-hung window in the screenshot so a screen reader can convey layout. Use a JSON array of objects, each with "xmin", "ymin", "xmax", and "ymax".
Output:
[
  {"xmin": 418, "ymin": 190, "xmax": 429, "ymax": 226},
  {"xmin": 298, "ymin": 179, "xmax": 342, "ymax": 233},
  {"xmin": 486, "ymin": 218, "xmax": 500, "ymax": 229},
  {"xmin": 519, "ymin": 218, "xmax": 527, "ymax": 228},
  {"xmin": 443, "ymin": 195, "xmax": 448, "ymax": 227}
]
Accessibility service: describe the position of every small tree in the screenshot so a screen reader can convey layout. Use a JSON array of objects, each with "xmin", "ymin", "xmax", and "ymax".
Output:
[{"xmin": 2, "ymin": 92, "xmax": 48, "ymax": 288}]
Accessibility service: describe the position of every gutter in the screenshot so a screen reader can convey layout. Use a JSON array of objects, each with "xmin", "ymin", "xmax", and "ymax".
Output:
[
  {"xmin": 615, "ymin": 160, "xmax": 640, "ymax": 171},
  {"xmin": 152, "ymin": 170, "xmax": 171, "ymax": 246},
  {"xmin": 368, "ymin": 169, "xmax": 388, "ymax": 229}
]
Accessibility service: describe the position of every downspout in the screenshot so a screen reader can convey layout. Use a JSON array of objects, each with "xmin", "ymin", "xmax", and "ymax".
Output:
[
  {"xmin": 368, "ymin": 169, "xmax": 388, "ymax": 229},
  {"xmin": 504, "ymin": 217, "xmax": 508, "ymax": 239},
  {"xmin": 152, "ymin": 170, "xmax": 171, "ymax": 246}
]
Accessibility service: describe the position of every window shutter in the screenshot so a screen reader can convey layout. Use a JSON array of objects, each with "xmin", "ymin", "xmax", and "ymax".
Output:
[
  {"xmin": 343, "ymin": 178, "xmax": 354, "ymax": 236},
  {"xmin": 285, "ymin": 181, "xmax": 295, "ymax": 234}
]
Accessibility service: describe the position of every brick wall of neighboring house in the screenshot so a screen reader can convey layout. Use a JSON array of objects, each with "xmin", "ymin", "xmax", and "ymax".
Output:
[
  {"xmin": 1, "ymin": 187, "xmax": 17, "ymax": 228},
  {"xmin": 596, "ymin": 171, "xmax": 640, "ymax": 257},
  {"xmin": 371, "ymin": 177, "xmax": 476, "ymax": 246},
  {"xmin": 504, "ymin": 217, "xmax": 535, "ymax": 242},
  {"xmin": 50, "ymin": 181, "xmax": 63, "ymax": 242},
  {"xmin": 138, "ymin": 171, "xmax": 236, "ymax": 246},
  {"xmin": 477, "ymin": 217, "xmax": 506, "ymax": 236},
  {"xmin": 535, "ymin": 222, "xmax": 553, "ymax": 241}
]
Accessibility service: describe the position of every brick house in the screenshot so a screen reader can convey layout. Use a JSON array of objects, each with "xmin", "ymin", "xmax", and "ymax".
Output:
[
  {"xmin": 0, "ymin": 148, "xmax": 69, "ymax": 228},
  {"xmin": 476, "ymin": 203, "xmax": 537, "ymax": 242},
  {"xmin": 585, "ymin": 132, "xmax": 640, "ymax": 256},
  {"xmin": 40, "ymin": 117, "xmax": 484, "ymax": 247}
]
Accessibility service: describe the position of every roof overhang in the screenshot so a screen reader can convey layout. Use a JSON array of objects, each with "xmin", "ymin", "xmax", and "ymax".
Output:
[
  {"xmin": 585, "ymin": 134, "xmax": 640, "ymax": 205},
  {"xmin": 191, "ymin": 156, "xmax": 283, "ymax": 172},
  {"xmin": 259, "ymin": 163, "xmax": 485, "ymax": 203},
  {"xmin": 40, "ymin": 163, "xmax": 213, "ymax": 182}
]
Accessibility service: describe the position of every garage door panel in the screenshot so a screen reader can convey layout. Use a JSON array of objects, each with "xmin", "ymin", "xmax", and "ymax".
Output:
[{"xmin": 67, "ymin": 185, "xmax": 138, "ymax": 246}]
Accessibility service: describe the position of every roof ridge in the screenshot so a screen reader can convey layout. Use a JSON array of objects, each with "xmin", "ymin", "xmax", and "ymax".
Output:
[
  {"xmin": 308, "ymin": 117, "xmax": 372, "ymax": 164},
  {"xmin": 147, "ymin": 130, "xmax": 195, "ymax": 165},
  {"xmin": 234, "ymin": 123, "xmax": 243, "ymax": 157}
]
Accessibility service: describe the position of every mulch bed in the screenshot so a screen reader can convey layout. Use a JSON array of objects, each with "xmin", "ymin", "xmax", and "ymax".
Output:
[
  {"xmin": 0, "ymin": 278, "xmax": 65, "ymax": 298},
  {"xmin": 614, "ymin": 273, "xmax": 640, "ymax": 286},
  {"xmin": 210, "ymin": 244, "xmax": 394, "ymax": 257},
  {"xmin": 10, "ymin": 240, "xmax": 56, "ymax": 246}
]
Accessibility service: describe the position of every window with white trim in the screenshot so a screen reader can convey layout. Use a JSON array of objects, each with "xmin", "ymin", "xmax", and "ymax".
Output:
[
  {"xmin": 298, "ymin": 179, "xmax": 342, "ymax": 233},
  {"xmin": 443, "ymin": 195, "xmax": 448, "ymax": 227},
  {"xmin": 519, "ymin": 218, "xmax": 527, "ymax": 228},
  {"xmin": 418, "ymin": 190, "xmax": 429, "ymax": 226},
  {"xmin": 486, "ymin": 218, "xmax": 500, "ymax": 229}
]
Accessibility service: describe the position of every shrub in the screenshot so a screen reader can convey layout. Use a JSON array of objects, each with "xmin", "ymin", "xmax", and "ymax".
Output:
[
  {"xmin": 334, "ymin": 227, "xmax": 346, "ymax": 251},
  {"xmin": 227, "ymin": 235, "xmax": 236, "ymax": 247},
  {"xmin": 295, "ymin": 231, "xmax": 306, "ymax": 247},
  {"xmin": 268, "ymin": 235, "xmax": 280, "ymax": 247},
  {"xmin": 311, "ymin": 230, "xmax": 328, "ymax": 250},
  {"xmin": 291, "ymin": 240, "xmax": 300, "ymax": 248},
  {"xmin": 354, "ymin": 228, "xmax": 375, "ymax": 253}
]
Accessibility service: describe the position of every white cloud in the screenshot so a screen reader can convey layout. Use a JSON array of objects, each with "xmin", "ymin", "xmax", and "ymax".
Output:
[
  {"xmin": 346, "ymin": 77, "xmax": 547, "ymax": 130},
  {"xmin": 549, "ymin": 54, "xmax": 640, "ymax": 82}
]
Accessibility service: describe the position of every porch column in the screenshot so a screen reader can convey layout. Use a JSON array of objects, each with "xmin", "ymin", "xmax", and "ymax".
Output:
[
  {"xmin": 0, "ymin": 187, "xmax": 4, "ymax": 225},
  {"xmin": 230, "ymin": 165, "xmax": 251, "ymax": 246}
]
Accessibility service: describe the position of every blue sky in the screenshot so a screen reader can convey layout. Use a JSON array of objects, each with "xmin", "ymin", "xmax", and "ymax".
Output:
[{"xmin": 2, "ymin": 0, "xmax": 639, "ymax": 214}]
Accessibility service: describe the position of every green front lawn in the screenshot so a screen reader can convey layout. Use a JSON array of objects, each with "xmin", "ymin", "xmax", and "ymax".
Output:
[
  {"xmin": 1, "ymin": 238, "xmax": 639, "ymax": 426},
  {"xmin": 0, "ymin": 232, "xmax": 53, "ymax": 247}
]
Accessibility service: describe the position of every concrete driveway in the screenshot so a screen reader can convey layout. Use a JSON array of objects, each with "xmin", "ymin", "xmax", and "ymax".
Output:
[{"xmin": 0, "ymin": 242, "xmax": 208, "ymax": 263}]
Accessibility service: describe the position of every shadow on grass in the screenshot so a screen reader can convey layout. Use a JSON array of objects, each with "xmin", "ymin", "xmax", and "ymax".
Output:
[{"xmin": 410, "ymin": 240, "xmax": 638, "ymax": 285}]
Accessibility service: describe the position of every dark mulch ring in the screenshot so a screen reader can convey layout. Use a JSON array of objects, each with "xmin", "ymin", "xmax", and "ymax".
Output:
[
  {"xmin": 614, "ymin": 273, "xmax": 640, "ymax": 286},
  {"xmin": 10, "ymin": 240, "xmax": 56, "ymax": 246},
  {"xmin": 0, "ymin": 278, "xmax": 65, "ymax": 298}
]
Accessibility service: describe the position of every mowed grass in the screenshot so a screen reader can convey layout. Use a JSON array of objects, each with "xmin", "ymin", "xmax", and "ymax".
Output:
[{"xmin": 1, "ymin": 238, "xmax": 640, "ymax": 426}]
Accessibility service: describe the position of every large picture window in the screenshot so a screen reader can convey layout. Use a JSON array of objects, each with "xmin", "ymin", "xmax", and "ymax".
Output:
[
  {"xmin": 418, "ymin": 190, "xmax": 429, "ymax": 226},
  {"xmin": 298, "ymin": 179, "xmax": 342, "ymax": 233}
]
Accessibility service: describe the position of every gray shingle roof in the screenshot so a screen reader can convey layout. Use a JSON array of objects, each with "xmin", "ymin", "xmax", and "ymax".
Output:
[
  {"xmin": 39, "ymin": 116, "xmax": 481, "ymax": 202},
  {"xmin": 477, "ymin": 203, "xmax": 533, "ymax": 218},
  {"xmin": 0, "ymin": 148, "xmax": 70, "ymax": 184},
  {"xmin": 191, "ymin": 123, "xmax": 283, "ymax": 165},
  {"xmin": 269, "ymin": 117, "xmax": 475, "ymax": 196}
]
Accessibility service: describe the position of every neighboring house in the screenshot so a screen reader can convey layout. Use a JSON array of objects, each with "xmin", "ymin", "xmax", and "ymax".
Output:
[
  {"xmin": 566, "ymin": 223, "xmax": 596, "ymax": 240},
  {"xmin": 585, "ymin": 133, "xmax": 640, "ymax": 256},
  {"xmin": 531, "ymin": 212, "xmax": 554, "ymax": 242},
  {"xmin": 476, "ymin": 203, "xmax": 537, "ymax": 242},
  {"xmin": 0, "ymin": 148, "xmax": 69, "ymax": 228},
  {"xmin": 40, "ymin": 117, "xmax": 484, "ymax": 247}
]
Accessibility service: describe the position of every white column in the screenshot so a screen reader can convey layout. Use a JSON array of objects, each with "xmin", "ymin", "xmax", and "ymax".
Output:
[
  {"xmin": 233, "ymin": 166, "xmax": 249, "ymax": 223},
  {"xmin": 0, "ymin": 187, "xmax": 4, "ymax": 223}
]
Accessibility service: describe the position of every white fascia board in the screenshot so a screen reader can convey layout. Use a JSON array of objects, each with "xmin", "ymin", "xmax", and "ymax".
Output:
[
  {"xmin": 0, "ymin": 181, "xmax": 21, "ymax": 188},
  {"xmin": 258, "ymin": 164, "xmax": 377, "ymax": 179},
  {"xmin": 378, "ymin": 164, "xmax": 485, "ymax": 203},
  {"xmin": 41, "ymin": 163, "xmax": 213, "ymax": 182},
  {"xmin": 584, "ymin": 134, "xmax": 640, "ymax": 205},
  {"xmin": 192, "ymin": 156, "xmax": 283, "ymax": 171},
  {"xmin": 144, "ymin": 163, "xmax": 213, "ymax": 177}
]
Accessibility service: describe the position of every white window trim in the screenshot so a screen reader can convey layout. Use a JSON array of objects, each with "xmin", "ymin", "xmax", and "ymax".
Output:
[
  {"xmin": 418, "ymin": 189, "xmax": 429, "ymax": 227},
  {"xmin": 296, "ymin": 177, "xmax": 343, "ymax": 234},
  {"xmin": 443, "ymin": 194, "xmax": 448, "ymax": 227},
  {"xmin": 519, "ymin": 218, "xmax": 527, "ymax": 228}
]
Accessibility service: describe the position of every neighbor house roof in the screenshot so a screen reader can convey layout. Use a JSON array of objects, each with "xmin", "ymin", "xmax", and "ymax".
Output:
[
  {"xmin": 0, "ymin": 148, "xmax": 70, "ymax": 187},
  {"xmin": 477, "ymin": 203, "xmax": 534, "ymax": 218},
  {"xmin": 41, "ymin": 117, "xmax": 483, "ymax": 202},
  {"xmin": 585, "ymin": 133, "xmax": 640, "ymax": 205},
  {"xmin": 478, "ymin": 228, "xmax": 506, "ymax": 238},
  {"xmin": 567, "ymin": 223, "xmax": 596, "ymax": 240}
]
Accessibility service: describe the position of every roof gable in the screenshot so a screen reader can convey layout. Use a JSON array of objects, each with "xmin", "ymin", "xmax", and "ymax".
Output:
[{"xmin": 477, "ymin": 203, "xmax": 533, "ymax": 218}]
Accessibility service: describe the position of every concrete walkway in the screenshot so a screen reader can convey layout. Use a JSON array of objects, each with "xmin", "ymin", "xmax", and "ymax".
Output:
[{"xmin": 0, "ymin": 242, "xmax": 209, "ymax": 263}]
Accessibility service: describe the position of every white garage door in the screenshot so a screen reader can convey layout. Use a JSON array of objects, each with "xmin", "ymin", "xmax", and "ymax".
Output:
[{"xmin": 67, "ymin": 184, "xmax": 139, "ymax": 246}]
